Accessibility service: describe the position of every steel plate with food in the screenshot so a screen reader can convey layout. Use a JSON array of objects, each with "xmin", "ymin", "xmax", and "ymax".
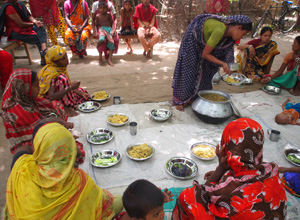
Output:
[
  {"xmin": 263, "ymin": 86, "xmax": 281, "ymax": 95},
  {"xmin": 86, "ymin": 128, "xmax": 114, "ymax": 145},
  {"xmin": 165, "ymin": 157, "xmax": 198, "ymax": 180},
  {"xmin": 107, "ymin": 113, "xmax": 129, "ymax": 126},
  {"xmin": 91, "ymin": 150, "xmax": 121, "ymax": 168},
  {"xmin": 284, "ymin": 148, "xmax": 300, "ymax": 167},
  {"xmin": 78, "ymin": 101, "xmax": 101, "ymax": 113},
  {"xmin": 191, "ymin": 142, "xmax": 216, "ymax": 160},
  {"xmin": 221, "ymin": 73, "xmax": 246, "ymax": 86},
  {"xmin": 150, "ymin": 108, "xmax": 172, "ymax": 121},
  {"xmin": 91, "ymin": 91, "xmax": 111, "ymax": 102},
  {"xmin": 126, "ymin": 143, "xmax": 155, "ymax": 161}
]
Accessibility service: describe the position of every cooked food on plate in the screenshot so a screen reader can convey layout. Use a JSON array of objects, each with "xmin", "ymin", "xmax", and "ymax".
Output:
[
  {"xmin": 192, "ymin": 144, "xmax": 216, "ymax": 158},
  {"xmin": 128, "ymin": 144, "xmax": 152, "ymax": 158},
  {"xmin": 93, "ymin": 91, "xmax": 108, "ymax": 100},
  {"xmin": 108, "ymin": 114, "xmax": 129, "ymax": 124}
]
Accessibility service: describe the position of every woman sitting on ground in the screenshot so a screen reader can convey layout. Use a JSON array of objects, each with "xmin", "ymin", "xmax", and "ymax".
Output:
[
  {"xmin": 38, "ymin": 45, "xmax": 90, "ymax": 117},
  {"xmin": 261, "ymin": 36, "xmax": 300, "ymax": 96},
  {"xmin": 237, "ymin": 26, "xmax": 279, "ymax": 82},
  {"xmin": 5, "ymin": 122, "xmax": 123, "ymax": 219},
  {"xmin": 172, "ymin": 118, "xmax": 287, "ymax": 219},
  {"xmin": 0, "ymin": 69, "xmax": 72, "ymax": 155}
]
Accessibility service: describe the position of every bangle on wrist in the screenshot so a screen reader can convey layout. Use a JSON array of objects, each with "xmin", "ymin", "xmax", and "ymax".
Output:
[
  {"xmin": 248, "ymin": 45, "xmax": 253, "ymax": 49},
  {"xmin": 268, "ymin": 77, "xmax": 271, "ymax": 81},
  {"xmin": 47, "ymin": 112, "xmax": 57, "ymax": 118}
]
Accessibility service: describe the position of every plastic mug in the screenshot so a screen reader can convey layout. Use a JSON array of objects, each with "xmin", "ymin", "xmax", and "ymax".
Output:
[
  {"xmin": 129, "ymin": 122, "xmax": 137, "ymax": 135},
  {"xmin": 113, "ymin": 96, "xmax": 121, "ymax": 105},
  {"xmin": 267, "ymin": 129, "xmax": 280, "ymax": 142}
]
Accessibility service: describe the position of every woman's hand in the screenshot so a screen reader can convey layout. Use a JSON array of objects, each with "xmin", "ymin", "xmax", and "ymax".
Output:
[
  {"xmin": 249, "ymin": 46, "xmax": 256, "ymax": 56},
  {"xmin": 159, "ymin": 187, "xmax": 174, "ymax": 203},
  {"xmin": 71, "ymin": 25, "xmax": 77, "ymax": 33},
  {"xmin": 222, "ymin": 63, "xmax": 230, "ymax": 74},
  {"xmin": 35, "ymin": 20, "xmax": 44, "ymax": 28},
  {"xmin": 70, "ymin": 81, "xmax": 80, "ymax": 91},
  {"xmin": 81, "ymin": 93, "xmax": 91, "ymax": 100},
  {"xmin": 204, "ymin": 170, "xmax": 214, "ymax": 180},
  {"xmin": 64, "ymin": 122, "xmax": 74, "ymax": 129},
  {"xmin": 261, "ymin": 76, "xmax": 271, "ymax": 84},
  {"xmin": 216, "ymin": 144, "xmax": 229, "ymax": 171}
]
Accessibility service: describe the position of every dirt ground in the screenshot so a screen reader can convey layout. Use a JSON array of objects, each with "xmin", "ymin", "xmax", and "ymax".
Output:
[{"xmin": 0, "ymin": 32, "xmax": 298, "ymax": 213}]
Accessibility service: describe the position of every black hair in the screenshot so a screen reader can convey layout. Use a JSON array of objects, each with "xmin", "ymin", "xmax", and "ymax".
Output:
[
  {"xmin": 295, "ymin": 36, "xmax": 300, "ymax": 45},
  {"xmin": 31, "ymin": 70, "xmax": 37, "ymax": 84},
  {"xmin": 98, "ymin": 1, "xmax": 108, "ymax": 8},
  {"xmin": 122, "ymin": 179, "xmax": 164, "ymax": 219},
  {"xmin": 230, "ymin": 22, "xmax": 252, "ymax": 31},
  {"xmin": 123, "ymin": 0, "xmax": 132, "ymax": 6},
  {"xmin": 260, "ymin": 26, "xmax": 273, "ymax": 36}
]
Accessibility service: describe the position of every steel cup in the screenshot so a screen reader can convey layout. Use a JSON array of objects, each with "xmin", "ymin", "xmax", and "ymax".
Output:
[
  {"xmin": 113, "ymin": 96, "xmax": 121, "ymax": 105},
  {"xmin": 130, "ymin": 122, "xmax": 137, "ymax": 135},
  {"xmin": 267, "ymin": 129, "xmax": 280, "ymax": 142}
]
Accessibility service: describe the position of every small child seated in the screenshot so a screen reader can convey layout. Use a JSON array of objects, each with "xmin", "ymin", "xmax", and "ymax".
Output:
[
  {"xmin": 122, "ymin": 179, "xmax": 173, "ymax": 220},
  {"xmin": 275, "ymin": 97, "xmax": 300, "ymax": 125},
  {"xmin": 95, "ymin": 1, "xmax": 115, "ymax": 66}
]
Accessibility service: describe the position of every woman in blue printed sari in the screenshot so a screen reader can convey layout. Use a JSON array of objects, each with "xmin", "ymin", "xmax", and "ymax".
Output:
[{"xmin": 172, "ymin": 14, "xmax": 252, "ymax": 111}]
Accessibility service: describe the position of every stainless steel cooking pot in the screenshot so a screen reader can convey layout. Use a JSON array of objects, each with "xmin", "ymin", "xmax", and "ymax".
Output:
[{"xmin": 192, "ymin": 90, "xmax": 233, "ymax": 124}]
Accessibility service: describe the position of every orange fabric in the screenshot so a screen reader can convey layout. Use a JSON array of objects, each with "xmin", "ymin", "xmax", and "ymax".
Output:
[{"xmin": 282, "ymin": 109, "xmax": 299, "ymax": 124}]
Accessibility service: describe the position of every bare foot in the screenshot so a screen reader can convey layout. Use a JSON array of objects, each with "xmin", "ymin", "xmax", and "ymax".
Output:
[
  {"xmin": 108, "ymin": 60, "xmax": 115, "ymax": 66},
  {"xmin": 294, "ymin": 90, "xmax": 300, "ymax": 96},
  {"xmin": 65, "ymin": 107, "xmax": 80, "ymax": 117},
  {"xmin": 176, "ymin": 105, "xmax": 184, "ymax": 111},
  {"xmin": 146, "ymin": 50, "xmax": 152, "ymax": 59},
  {"xmin": 289, "ymin": 88, "xmax": 295, "ymax": 95},
  {"xmin": 99, "ymin": 60, "xmax": 105, "ymax": 66},
  {"xmin": 126, "ymin": 50, "xmax": 133, "ymax": 54},
  {"xmin": 143, "ymin": 50, "xmax": 146, "ymax": 56}
]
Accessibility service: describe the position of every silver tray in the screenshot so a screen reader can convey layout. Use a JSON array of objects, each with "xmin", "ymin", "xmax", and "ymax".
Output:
[
  {"xmin": 284, "ymin": 148, "xmax": 300, "ymax": 167},
  {"xmin": 263, "ymin": 86, "xmax": 281, "ymax": 95},
  {"xmin": 190, "ymin": 142, "xmax": 216, "ymax": 161},
  {"xmin": 78, "ymin": 101, "xmax": 101, "ymax": 113},
  {"xmin": 91, "ymin": 91, "xmax": 111, "ymax": 102},
  {"xmin": 126, "ymin": 143, "xmax": 155, "ymax": 161},
  {"xmin": 107, "ymin": 113, "xmax": 130, "ymax": 127},
  {"xmin": 165, "ymin": 157, "xmax": 198, "ymax": 180},
  {"xmin": 86, "ymin": 128, "xmax": 114, "ymax": 145},
  {"xmin": 150, "ymin": 108, "xmax": 172, "ymax": 121},
  {"xmin": 91, "ymin": 149, "xmax": 121, "ymax": 168},
  {"xmin": 221, "ymin": 73, "xmax": 246, "ymax": 86}
]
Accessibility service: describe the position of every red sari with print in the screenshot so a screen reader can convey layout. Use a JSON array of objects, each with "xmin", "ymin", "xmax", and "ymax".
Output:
[{"xmin": 172, "ymin": 118, "xmax": 287, "ymax": 220}]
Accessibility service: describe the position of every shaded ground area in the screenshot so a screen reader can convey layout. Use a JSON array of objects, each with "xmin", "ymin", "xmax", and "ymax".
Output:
[{"xmin": 0, "ymin": 33, "xmax": 298, "ymax": 214}]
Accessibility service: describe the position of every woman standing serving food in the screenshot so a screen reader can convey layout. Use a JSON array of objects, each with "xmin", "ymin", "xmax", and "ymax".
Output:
[{"xmin": 172, "ymin": 14, "xmax": 252, "ymax": 111}]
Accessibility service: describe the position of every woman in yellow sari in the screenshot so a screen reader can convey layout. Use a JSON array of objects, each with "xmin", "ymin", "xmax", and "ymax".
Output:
[
  {"xmin": 236, "ymin": 26, "xmax": 280, "ymax": 82},
  {"xmin": 5, "ymin": 122, "xmax": 123, "ymax": 220},
  {"xmin": 64, "ymin": 0, "xmax": 91, "ymax": 58},
  {"xmin": 38, "ymin": 45, "xmax": 90, "ymax": 117}
]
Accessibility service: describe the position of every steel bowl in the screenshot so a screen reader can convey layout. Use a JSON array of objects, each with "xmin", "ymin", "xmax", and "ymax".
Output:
[
  {"xmin": 86, "ymin": 128, "xmax": 114, "ymax": 145},
  {"xmin": 91, "ymin": 91, "xmax": 111, "ymax": 102},
  {"xmin": 190, "ymin": 142, "xmax": 216, "ymax": 161},
  {"xmin": 284, "ymin": 148, "xmax": 300, "ymax": 167},
  {"xmin": 91, "ymin": 149, "xmax": 121, "ymax": 168},
  {"xmin": 149, "ymin": 108, "xmax": 172, "ymax": 122},
  {"xmin": 263, "ymin": 86, "xmax": 281, "ymax": 95},
  {"xmin": 126, "ymin": 143, "xmax": 155, "ymax": 161},
  {"xmin": 221, "ymin": 73, "xmax": 246, "ymax": 86},
  {"xmin": 78, "ymin": 101, "xmax": 101, "ymax": 113},
  {"xmin": 165, "ymin": 157, "xmax": 198, "ymax": 180},
  {"xmin": 192, "ymin": 90, "xmax": 233, "ymax": 124}
]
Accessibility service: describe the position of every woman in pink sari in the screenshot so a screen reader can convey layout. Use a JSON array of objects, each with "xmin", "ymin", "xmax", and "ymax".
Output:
[{"xmin": 92, "ymin": 0, "xmax": 119, "ymax": 58}]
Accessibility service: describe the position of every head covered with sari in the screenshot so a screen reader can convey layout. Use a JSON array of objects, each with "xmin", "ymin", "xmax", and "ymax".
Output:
[
  {"xmin": 38, "ymin": 45, "xmax": 72, "ymax": 97},
  {"xmin": 5, "ymin": 122, "xmax": 115, "ymax": 219},
  {"xmin": 0, "ymin": 69, "xmax": 58, "ymax": 153},
  {"xmin": 173, "ymin": 118, "xmax": 287, "ymax": 220}
]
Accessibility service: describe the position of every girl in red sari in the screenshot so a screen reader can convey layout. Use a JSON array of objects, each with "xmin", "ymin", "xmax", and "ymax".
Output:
[
  {"xmin": 172, "ymin": 118, "xmax": 287, "ymax": 220},
  {"xmin": 0, "ymin": 69, "xmax": 72, "ymax": 154}
]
